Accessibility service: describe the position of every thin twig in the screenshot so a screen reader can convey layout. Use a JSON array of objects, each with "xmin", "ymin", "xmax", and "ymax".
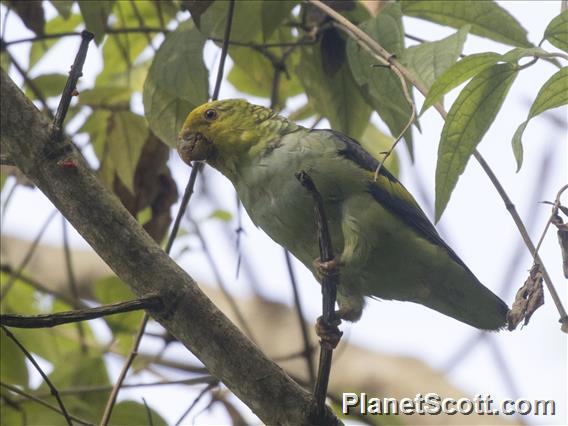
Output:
[
  {"xmin": 1, "ymin": 326, "xmax": 73, "ymax": 426},
  {"xmin": 192, "ymin": 221, "xmax": 257, "ymax": 342},
  {"xmin": 309, "ymin": 0, "xmax": 568, "ymax": 330},
  {"xmin": 52, "ymin": 30, "xmax": 94, "ymax": 137},
  {"xmin": 17, "ymin": 377, "xmax": 217, "ymax": 400},
  {"xmin": 1, "ymin": 27, "xmax": 167, "ymax": 47},
  {"xmin": 61, "ymin": 216, "xmax": 87, "ymax": 352},
  {"xmin": 0, "ymin": 382, "xmax": 93, "ymax": 426},
  {"xmin": 0, "ymin": 295, "xmax": 161, "ymax": 328},
  {"xmin": 211, "ymin": 0, "xmax": 235, "ymax": 100},
  {"xmin": 175, "ymin": 382, "xmax": 219, "ymax": 426},
  {"xmin": 284, "ymin": 250, "xmax": 316, "ymax": 386},
  {"xmin": 295, "ymin": 171, "xmax": 340, "ymax": 416},
  {"xmin": 533, "ymin": 184, "xmax": 568, "ymax": 262},
  {"xmin": 100, "ymin": 314, "xmax": 149, "ymax": 426}
]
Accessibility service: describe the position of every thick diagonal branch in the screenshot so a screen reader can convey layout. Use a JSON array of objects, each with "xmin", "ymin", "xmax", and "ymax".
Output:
[{"xmin": 0, "ymin": 69, "xmax": 339, "ymax": 426}]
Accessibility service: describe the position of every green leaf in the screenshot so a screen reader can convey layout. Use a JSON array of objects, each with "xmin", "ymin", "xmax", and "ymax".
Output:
[
  {"xmin": 107, "ymin": 111, "xmax": 149, "ymax": 192},
  {"xmin": 209, "ymin": 209, "xmax": 233, "ymax": 222},
  {"xmin": 29, "ymin": 14, "xmax": 82, "ymax": 71},
  {"xmin": 402, "ymin": 25, "xmax": 470, "ymax": 93},
  {"xmin": 93, "ymin": 275, "xmax": 142, "ymax": 354},
  {"xmin": 111, "ymin": 401, "xmax": 167, "ymax": 426},
  {"xmin": 50, "ymin": 0, "xmax": 74, "ymax": 19},
  {"xmin": 96, "ymin": 1, "xmax": 175, "ymax": 87},
  {"xmin": 24, "ymin": 73, "xmax": 67, "ymax": 100},
  {"xmin": 199, "ymin": 0, "xmax": 264, "ymax": 43},
  {"xmin": 146, "ymin": 21, "xmax": 209, "ymax": 103},
  {"xmin": 288, "ymin": 102, "xmax": 316, "ymax": 122},
  {"xmin": 181, "ymin": 0, "xmax": 214, "ymax": 28},
  {"xmin": 6, "ymin": 0, "xmax": 45, "ymax": 35},
  {"xmin": 261, "ymin": 1, "xmax": 297, "ymax": 41},
  {"xmin": 544, "ymin": 11, "xmax": 568, "ymax": 52},
  {"xmin": 421, "ymin": 52, "xmax": 501, "ymax": 114},
  {"xmin": 227, "ymin": 27, "xmax": 302, "ymax": 106},
  {"xmin": 36, "ymin": 354, "xmax": 110, "ymax": 423},
  {"xmin": 511, "ymin": 67, "xmax": 568, "ymax": 171},
  {"xmin": 143, "ymin": 77, "xmax": 194, "ymax": 148},
  {"xmin": 77, "ymin": 0, "xmax": 114, "ymax": 44},
  {"xmin": 435, "ymin": 63, "xmax": 518, "ymax": 221},
  {"xmin": 360, "ymin": 123, "xmax": 399, "ymax": 177},
  {"xmin": 400, "ymin": 0, "xmax": 531, "ymax": 47},
  {"xmin": 346, "ymin": 4, "xmax": 414, "ymax": 147},
  {"xmin": 0, "ymin": 332, "xmax": 29, "ymax": 387},
  {"xmin": 79, "ymin": 87, "xmax": 132, "ymax": 108},
  {"xmin": 501, "ymin": 46, "xmax": 556, "ymax": 63},
  {"xmin": 143, "ymin": 21, "xmax": 208, "ymax": 146},
  {"xmin": 299, "ymin": 44, "xmax": 371, "ymax": 139}
]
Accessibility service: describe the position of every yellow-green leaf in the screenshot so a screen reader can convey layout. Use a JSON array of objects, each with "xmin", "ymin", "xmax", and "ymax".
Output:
[
  {"xmin": 401, "ymin": 0, "xmax": 531, "ymax": 47},
  {"xmin": 24, "ymin": 73, "xmax": 67, "ymax": 100},
  {"xmin": 402, "ymin": 25, "xmax": 470, "ymax": 92},
  {"xmin": 299, "ymin": 44, "xmax": 371, "ymax": 140},
  {"xmin": 512, "ymin": 67, "xmax": 568, "ymax": 171},
  {"xmin": 544, "ymin": 11, "xmax": 568, "ymax": 53},
  {"xmin": 435, "ymin": 63, "xmax": 518, "ymax": 221},
  {"xmin": 421, "ymin": 52, "xmax": 501, "ymax": 115},
  {"xmin": 77, "ymin": 0, "xmax": 114, "ymax": 44},
  {"xmin": 107, "ymin": 111, "xmax": 149, "ymax": 192},
  {"xmin": 143, "ymin": 21, "xmax": 208, "ymax": 146},
  {"xmin": 346, "ymin": 3, "xmax": 414, "ymax": 150},
  {"xmin": 0, "ymin": 332, "xmax": 29, "ymax": 387}
]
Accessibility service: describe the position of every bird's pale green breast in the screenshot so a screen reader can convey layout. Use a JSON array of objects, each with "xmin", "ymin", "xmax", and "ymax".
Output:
[{"xmin": 178, "ymin": 100, "xmax": 508, "ymax": 330}]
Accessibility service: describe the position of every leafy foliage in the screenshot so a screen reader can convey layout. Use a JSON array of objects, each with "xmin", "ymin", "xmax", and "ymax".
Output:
[{"xmin": 0, "ymin": 0, "xmax": 565, "ymax": 423}]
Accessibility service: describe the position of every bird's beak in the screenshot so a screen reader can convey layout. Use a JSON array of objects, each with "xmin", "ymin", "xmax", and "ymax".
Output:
[{"xmin": 176, "ymin": 130, "xmax": 214, "ymax": 165}]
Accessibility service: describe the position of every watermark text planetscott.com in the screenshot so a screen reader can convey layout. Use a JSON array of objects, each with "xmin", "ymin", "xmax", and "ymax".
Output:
[{"xmin": 342, "ymin": 393, "xmax": 556, "ymax": 416}]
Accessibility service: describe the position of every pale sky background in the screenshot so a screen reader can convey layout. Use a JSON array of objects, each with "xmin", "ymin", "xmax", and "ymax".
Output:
[{"xmin": 1, "ymin": 1, "xmax": 567, "ymax": 425}]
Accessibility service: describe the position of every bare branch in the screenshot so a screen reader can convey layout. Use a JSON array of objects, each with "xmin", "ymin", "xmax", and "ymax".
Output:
[{"xmin": 0, "ymin": 295, "xmax": 161, "ymax": 328}]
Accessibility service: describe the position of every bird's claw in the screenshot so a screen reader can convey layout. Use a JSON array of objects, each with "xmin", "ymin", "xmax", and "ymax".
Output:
[
  {"xmin": 313, "ymin": 255, "xmax": 341, "ymax": 280},
  {"xmin": 316, "ymin": 314, "xmax": 343, "ymax": 349}
]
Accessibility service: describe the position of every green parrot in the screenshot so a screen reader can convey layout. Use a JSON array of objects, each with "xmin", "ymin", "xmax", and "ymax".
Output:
[{"xmin": 177, "ymin": 99, "xmax": 509, "ymax": 330}]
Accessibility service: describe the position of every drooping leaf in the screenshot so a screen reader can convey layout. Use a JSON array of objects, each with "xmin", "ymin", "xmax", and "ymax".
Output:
[
  {"xmin": 5, "ymin": 0, "xmax": 45, "ymax": 35},
  {"xmin": 421, "ymin": 52, "xmax": 501, "ymax": 114},
  {"xmin": 288, "ymin": 102, "xmax": 316, "ymax": 122},
  {"xmin": 435, "ymin": 63, "xmax": 518, "ymax": 221},
  {"xmin": 346, "ymin": 4, "xmax": 414, "ymax": 148},
  {"xmin": 544, "ymin": 10, "xmax": 568, "ymax": 53},
  {"xmin": 401, "ymin": 25, "xmax": 470, "ymax": 93},
  {"xmin": 299, "ymin": 44, "xmax": 371, "ymax": 139},
  {"xmin": 180, "ymin": 0, "xmax": 214, "ymax": 28},
  {"xmin": 50, "ymin": 0, "xmax": 74, "ymax": 19},
  {"xmin": 29, "ymin": 14, "xmax": 82, "ymax": 71},
  {"xmin": 501, "ymin": 46, "xmax": 557, "ymax": 63},
  {"xmin": 107, "ymin": 111, "xmax": 149, "ymax": 192},
  {"xmin": 24, "ymin": 73, "xmax": 67, "ymax": 100},
  {"xmin": 400, "ymin": 1, "xmax": 531, "ymax": 47},
  {"xmin": 512, "ymin": 67, "xmax": 568, "ymax": 171},
  {"xmin": 77, "ymin": 0, "xmax": 114, "ymax": 44},
  {"xmin": 143, "ymin": 21, "xmax": 208, "ymax": 146}
]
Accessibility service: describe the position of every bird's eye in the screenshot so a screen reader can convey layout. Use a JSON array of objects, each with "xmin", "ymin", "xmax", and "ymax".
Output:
[{"xmin": 204, "ymin": 109, "xmax": 218, "ymax": 121}]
